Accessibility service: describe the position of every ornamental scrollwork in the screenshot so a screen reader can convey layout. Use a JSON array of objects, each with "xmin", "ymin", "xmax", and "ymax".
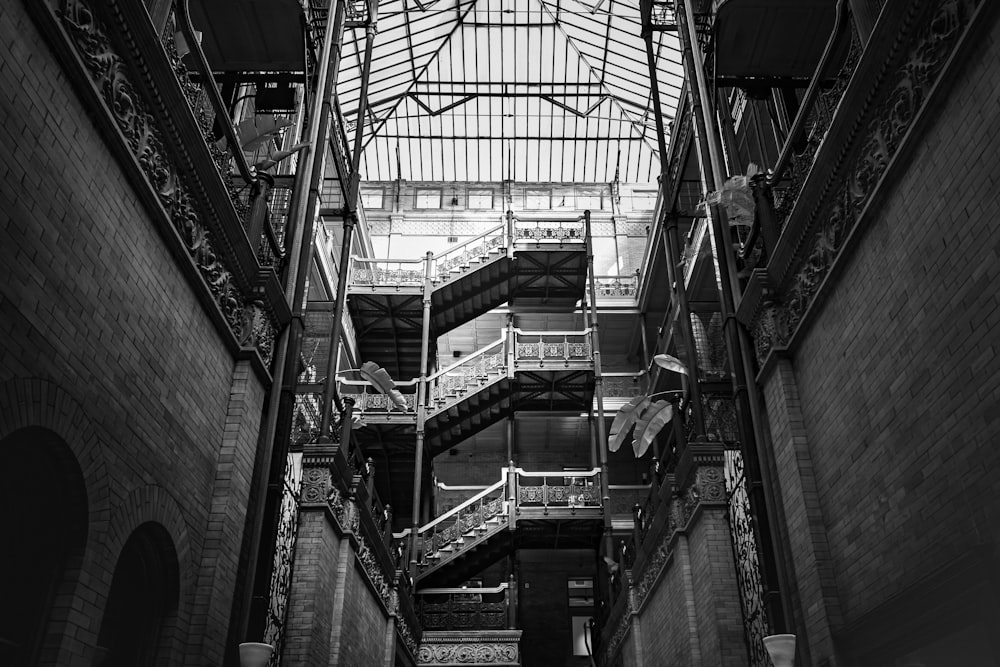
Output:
[
  {"xmin": 416, "ymin": 642, "xmax": 519, "ymax": 665},
  {"xmin": 356, "ymin": 534, "xmax": 394, "ymax": 609},
  {"xmin": 57, "ymin": 0, "xmax": 277, "ymax": 367},
  {"xmin": 758, "ymin": 0, "xmax": 982, "ymax": 362}
]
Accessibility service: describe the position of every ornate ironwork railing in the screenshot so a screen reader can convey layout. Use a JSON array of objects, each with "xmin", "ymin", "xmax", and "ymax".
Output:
[
  {"xmin": 337, "ymin": 378, "xmax": 419, "ymax": 417},
  {"xmin": 512, "ymin": 329, "xmax": 592, "ymax": 367},
  {"xmin": 725, "ymin": 447, "xmax": 770, "ymax": 667},
  {"xmin": 405, "ymin": 467, "xmax": 604, "ymax": 573},
  {"xmin": 429, "ymin": 224, "xmax": 508, "ymax": 283},
  {"xmin": 416, "ymin": 584, "xmax": 513, "ymax": 631},
  {"xmin": 427, "ymin": 337, "xmax": 507, "ymax": 413},
  {"xmin": 349, "ymin": 257, "xmax": 426, "ymax": 288},
  {"xmin": 516, "ymin": 469, "xmax": 602, "ymax": 511},
  {"xmin": 160, "ymin": 7, "xmax": 255, "ymax": 224},
  {"xmin": 602, "ymin": 373, "xmax": 646, "ymax": 401},
  {"xmin": 419, "ymin": 478, "xmax": 509, "ymax": 559},
  {"xmin": 513, "ymin": 218, "xmax": 585, "ymax": 242},
  {"xmin": 591, "ymin": 274, "xmax": 639, "ymax": 299},
  {"xmin": 743, "ymin": 12, "xmax": 862, "ymax": 266}
]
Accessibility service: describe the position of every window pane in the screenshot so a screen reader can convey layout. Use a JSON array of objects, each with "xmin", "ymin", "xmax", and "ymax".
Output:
[
  {"xmin": 468, "ymin": 189, "xmax": 494, "ymax": 209},
  {"xmin": 631, "ymin": 190, "xmax": 657, "ymax": 211},
  {"xmin": 361, "ymin": 189, "xmax": 384, "ymax": 209},
  {"xmin": 525, "ymin": 189, "xmax": 551, "ymax": 209},
  {"xmin": 415, "ymin": 189, "xmax": 441, "ymax": 209},
  {"xmin": 577, "ymin": 189, "xmax": 603, "ymax": 211}
]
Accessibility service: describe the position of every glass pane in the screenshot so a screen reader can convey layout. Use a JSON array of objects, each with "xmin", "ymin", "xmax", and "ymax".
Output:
[{"xmin": 415, "ymin": 188, "xmax": 441, "ymax": 209}]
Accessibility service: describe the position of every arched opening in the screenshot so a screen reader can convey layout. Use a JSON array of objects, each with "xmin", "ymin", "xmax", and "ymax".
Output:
[
  {"xmin": 97, "ymin": 522, "xmax": 180, "ymax": 667},
  {"xmin": 0, "ymin": 426, "xmax": 89, "ymax": 666}
]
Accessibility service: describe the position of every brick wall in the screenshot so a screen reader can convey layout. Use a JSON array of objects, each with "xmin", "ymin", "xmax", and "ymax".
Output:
[
  {"xmin": 339, "ymin": 561, "xmax": 392, "ymax": 666},
  {"xmin": 0, "ymin": 1, "xmax": 267, "ymax": 663},
  {"xmin": 636, "ymin": 554, "xmax": 690, "ymax": 664},
  {"xmin": 762, "ymin": 4, "xmax": 1000, "ymax": 661}
]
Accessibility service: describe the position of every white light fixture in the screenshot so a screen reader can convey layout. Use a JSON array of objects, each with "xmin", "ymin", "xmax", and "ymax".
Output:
[
  {"xmin": 239, "ymin": 642, "xmax": 274, "ymax": 667},
  {"xmin": 762, "ymin": 634, "xmax": 796, "ymax": 667}
]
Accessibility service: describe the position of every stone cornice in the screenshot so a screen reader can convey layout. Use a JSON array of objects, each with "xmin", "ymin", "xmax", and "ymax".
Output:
[{"xmin": 742, "ymin": 0, "xmax": 989, "ymax": 368}]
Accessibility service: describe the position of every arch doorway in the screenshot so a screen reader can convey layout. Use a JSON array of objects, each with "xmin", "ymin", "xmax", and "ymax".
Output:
[
  {"xmin": 97, "ymin": 522, "xmax": 180, "ymax": 667},
  {"xmin": 0, "ymin": 426, "xmax": 88, "ymax": 665}
]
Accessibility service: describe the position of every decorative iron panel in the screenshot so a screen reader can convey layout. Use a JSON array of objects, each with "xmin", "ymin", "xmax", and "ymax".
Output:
[
  {"xmin": 724, "ymin": 448, "xmax": 770, "ymax": 667},
  {"xmin": 263, "ymin": 452, "xmax": 303, "ymax": 667}
]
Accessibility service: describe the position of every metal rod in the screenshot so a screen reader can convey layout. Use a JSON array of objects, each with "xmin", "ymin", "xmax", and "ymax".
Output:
[
  {"xmin": 676, "ymin": 0, "xmax": 788, "ymax": 635},
  {"xmin": 348, "ymin": 0, "xmax": 379, "ymax": 203},
  {"xmin": 241, "ymin": 0, "xmax": 346, "ymax": 643},
  {"xmin": 769, "ymin": 0, "xmax": 848, "ymax": 186},
  {"xmin": 319, "ymin": 213, "xmax": 357, "ymax": 438},
  {"xmin": 409, "ymin": 251, "xmax": 434, "ymax": 574},
  {"xmin": 584, "ymin": 211, "xmax": 613, "ymax": 558},
  {"xmin": 641, "ymin": 0, "xmax": 704, "ymax": 435}
]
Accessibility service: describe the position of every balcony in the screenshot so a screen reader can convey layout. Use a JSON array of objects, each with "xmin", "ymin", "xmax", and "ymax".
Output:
[{"xmin": 35, "ymin": 0, "xmax": 301, "ymax": 373}]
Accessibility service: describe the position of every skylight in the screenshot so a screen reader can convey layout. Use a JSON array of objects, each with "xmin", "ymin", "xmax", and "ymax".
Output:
[{"xmin": 337, "ymin": 0, "xmax": 683, "ymax": 183}]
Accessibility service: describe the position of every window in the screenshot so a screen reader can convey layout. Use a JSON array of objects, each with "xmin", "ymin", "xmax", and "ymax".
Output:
[
  {"xmin": 567, "ymin": 578, "xmax": 595, "ymax": 607},
  {"xmin": 360, "ymin": 188, "xmax": 384, "ymax": 209},
  {"xmin": 577, "ymin": 189, "xmax": 603, "ymax": 211},
  {"xmin": 524, "ymin": 189, "xmax": 551, "ymax": 209},
  {"xmin": 631, "ymin": 190, "xmax": 657, "ymax": 211},
  {"xmin": 415, "ymin": 188, "xmax": 441, "ymax": 209},
  {"xmin": 553, "ymin": 193, "xmax": 574, "ymax": 209},
  {"xmin": 467, "ymin": 189, "xmax": 494, "ymax": 209}
]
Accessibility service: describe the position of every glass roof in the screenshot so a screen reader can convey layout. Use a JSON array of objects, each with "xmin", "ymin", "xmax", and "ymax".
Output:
[{"xmin": 337, "ymin": 0, "xmax": 684, "ymax": 183}]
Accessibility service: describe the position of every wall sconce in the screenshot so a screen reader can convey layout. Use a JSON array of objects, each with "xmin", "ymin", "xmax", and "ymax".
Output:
[
  {"xmin": 239, "ymin": 642, "xmax": 274, "ymax": 667},
  {"xmin": 762, "ymin": 634, "xmax": 796, "ymax": 667}
]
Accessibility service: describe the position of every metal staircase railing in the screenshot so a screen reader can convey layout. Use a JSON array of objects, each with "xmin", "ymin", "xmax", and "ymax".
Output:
[
  {"xmin": 429, "ymin": 224, "xmax": 508, "ymax": 285},
  {"xmin": 426, "ymin": 337, "xmax": 508, "ymax": 417},
  {"xmin": 396, "ymin": 467, "xmax": 604, "ymax": 582}
]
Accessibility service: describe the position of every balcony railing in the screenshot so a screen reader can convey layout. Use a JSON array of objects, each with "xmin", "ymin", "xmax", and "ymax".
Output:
[
  {"xmin": 515, "ymin": 469, "xmax": 602, "ymax": 513},
  {"xmin": 349, "ymin": 257, "xmax": 426, "ymax": 289},
  {"xmin": 590, "ymin": 273, "xmax": 639, "ymax": 299},
  {"xmin": 743, "ymin": 8, "xmax": 861, "ymax": 266},
  {"xmin": 416, "ymin": 583, "xmax": 516, "ymax": 631},
  {"xmin": 512, "ymin": 330, "xmax": 592, "ymax": 368}
]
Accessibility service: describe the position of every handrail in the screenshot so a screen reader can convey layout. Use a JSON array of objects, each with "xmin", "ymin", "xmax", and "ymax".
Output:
[
  {"xmin": 426, "ymin": 336, "xmax": 506, "ymax": 383},
  {"xmin": 514, "ymin": 467, "xmax": 600, "ymax": 478},
  {"xmin": 416, "ymin": 582, "xmax": 511, "ymax": 595},
  {"xmin": 768, "ymin": 0, "xmax": 848, "ymax": 185},
  {"xmin": 510, "ymin": 214, "xmax": 587, "ymax": 224},
  {"xmin": 177, "ymin": 0, "xmax": 254, "ymax": 185},
  {"xmin": 432, "ymin": 223, "xmax": 506, "ymax": 263},
  {"xmin": 418, "ymin": 477, "xmax": 507, "ymax": 533},
  {"xmin": 512, "ymin": 327, "xmax": 593, "ymax": 336}
]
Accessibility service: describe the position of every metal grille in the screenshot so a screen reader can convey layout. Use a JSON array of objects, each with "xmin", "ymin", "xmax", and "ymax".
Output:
[
  {"xmin": 724, "ymin": 448, "xmax": 770, "ymax": 667},
  {"xmin": 263, "ymin": 452, "xmax": 303, "ymax": 667}
]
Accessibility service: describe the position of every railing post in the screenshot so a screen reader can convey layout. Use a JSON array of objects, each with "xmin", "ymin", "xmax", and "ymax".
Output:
[
  {"xmin": 507, "ymin": 573, "xmax": 518, "ymax": 630},
  {"xmin": 505, "ymin": 209, "xmax": 514, "ymax": 252},
  {"xmin": 507, "ymin": 462, "xmax": 517, "ymax": 528},
  {"xmin": 506, "ymin": 315, "xmax": 516, "ymax": 377},
  {"xmin": 584, "ymin": 210, "xmax": 614, "ymax": 563},
  {"xmin": 339, "ymin": 396, "xmax": 355, "ymax": 457},
  {"xmin": 247, "ymin": 171, "xmax": 273, "ymax": 252},
  {"xmin": 750, "ymin": 173, "xmax": 780, "ymax": 263},
  {"xmin": 409, "ymin": 250, "xmax": 434, "ymax": 577},
  {"xmin": 365, "ymin": 456, "xmax": 375, "ymax": 499}
]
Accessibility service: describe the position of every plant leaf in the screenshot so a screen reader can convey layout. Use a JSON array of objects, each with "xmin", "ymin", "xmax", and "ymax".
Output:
[
  {"xmin": 608, "ymin": 396, "xmax": 649, "ymax": 452},
  {"xmin": 653, "ymin": 353, "xmax": 688, "ymax": 376},
  {"xmin": 633, "ymin": 402, "xmax": 673, "ymax": 458},
  {"xmin": 253, "ymin": 142, "xmax": 310, "ymax": 171}
]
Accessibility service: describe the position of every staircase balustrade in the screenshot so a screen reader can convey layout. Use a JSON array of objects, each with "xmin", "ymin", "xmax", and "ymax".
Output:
[
  {"xmin": 416, "ymin": 583, "xmax": 514, "ymax": 631},
  {"xmin": 429, "ymin": 224, "xmax": 508, "ymax": 284},
  {"xmin": 426, "ymin": 338, "xmax": 508, "ymax": 414},
  {"xmin": 590, "ymin": 274, "xmax": 639, "ymax": 299}
]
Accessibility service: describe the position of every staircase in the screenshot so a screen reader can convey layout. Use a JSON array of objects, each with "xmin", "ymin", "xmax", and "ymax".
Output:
[
  {"xmin": 346, "ymin": 217, "xmax": 588, "ymax": 380},
  {"xmin": 403, "ymin": 467, "xmax": 605, "ymax": 589},
  {"xmin": 341, "ymin": 328, "xmax": 596, "ymax": 455}
]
